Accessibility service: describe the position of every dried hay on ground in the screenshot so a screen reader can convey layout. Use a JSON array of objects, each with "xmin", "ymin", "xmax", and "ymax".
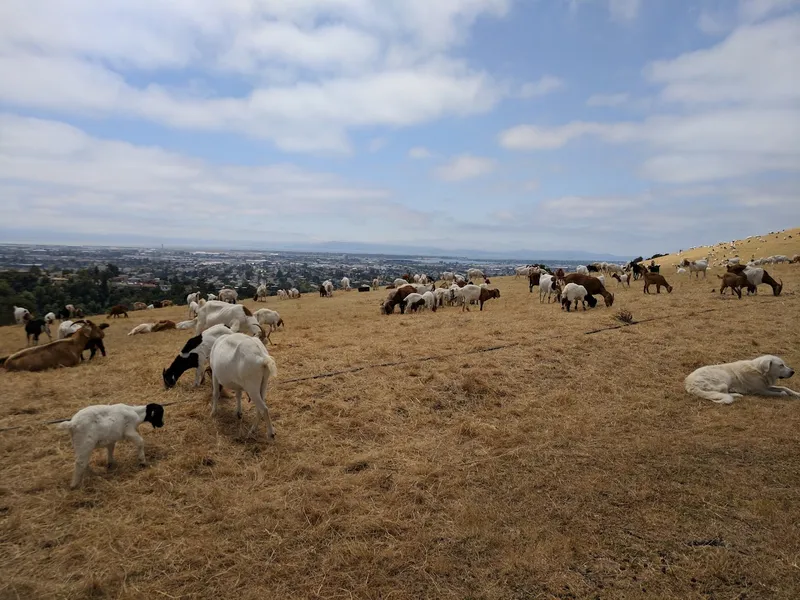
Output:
[{"xmin": 1, "ymin": 260, "xmax": 800, "ymax": 599}]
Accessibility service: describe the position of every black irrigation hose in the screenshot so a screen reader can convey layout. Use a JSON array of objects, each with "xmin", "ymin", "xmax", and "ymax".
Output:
[{"xmin": 0, "ymin": 296, "xmax": 791, "ymax": 433}]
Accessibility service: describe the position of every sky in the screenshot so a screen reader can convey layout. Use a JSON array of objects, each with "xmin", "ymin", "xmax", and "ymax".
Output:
[{"xmin": 0, "ymin": 0, "xmax": 798, "ymax": 257}]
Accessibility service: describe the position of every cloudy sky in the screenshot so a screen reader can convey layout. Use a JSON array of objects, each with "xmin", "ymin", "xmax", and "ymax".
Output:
[{"xmin": 0, "ymin": 0, "xmax": 798, "ymax": 256}]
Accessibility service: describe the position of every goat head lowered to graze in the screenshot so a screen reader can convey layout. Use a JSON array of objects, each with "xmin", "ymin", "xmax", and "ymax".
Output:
[
  {"xmin": 562, "ymin": 273, "xmax": 614, "ymax": 307},
  {"xmin": 726, "ymin": 265, "xmax": 783, "ymax": 296}
]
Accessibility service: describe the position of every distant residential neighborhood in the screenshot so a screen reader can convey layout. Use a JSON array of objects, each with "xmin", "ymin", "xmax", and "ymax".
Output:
[{"xmin": 0, "ymin": 243, "xmax": 587, "ymax": 324}]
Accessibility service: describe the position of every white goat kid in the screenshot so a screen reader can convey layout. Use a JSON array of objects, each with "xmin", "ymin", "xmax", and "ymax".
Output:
[
  {"xmin": 254, "ymin": 308, "xmax": 283, "ymax": 332},
  {"xmin": 209, "ymin": 334, "xmax": 279, "ymax": 439},
  {"xmin": 57, "ymin": 403, "xmax": 164, "ymax": 489}
]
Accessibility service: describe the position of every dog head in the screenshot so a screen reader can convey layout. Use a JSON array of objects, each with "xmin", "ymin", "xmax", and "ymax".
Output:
[{"xmin": 756, "ymin": 355, "xmax": 795, "ymax": 382}]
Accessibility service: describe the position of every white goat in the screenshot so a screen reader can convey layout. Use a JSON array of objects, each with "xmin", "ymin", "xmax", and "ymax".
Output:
[
  {"xmin": 14, "ymin": 306, "xmax": 31, "ymax": 324},
  {"xmin": 186, "ymin": 292, "xmax": 200, "ymax": 305},
  {"xmin": 341, "ymin": 277, "xmax": 351, "ymax": 291},
  {"xmin": 421, "ymin": 291, "xmax": 437, "ymax": 311},
  {"xmin": 467, "ymin": 268, "xmax": 485, "ymax": 281},
  {"xmin": 372, "ymin": 278, "xmax": 380, "ymax": 290},
  {"xmin": 58, "ymin": 320, "xmax": 83, "ymax": 339},
  {"xmin": 44, "ymin": 312, "xmax": 56, "ymax": 324},
  {"xmin": 176, "ymin": 319, "xmax": 197, "ymax": 330},
  {"xmin": 402, "ymin": 292, "xmax": 425, "ymax": 312},
  {"xmin": 188, "ymin": 301, "xmax": 200, "ymax": 318},
  {"xmin": 539, "ymin": 274, "xmax": 560, "ymax": 303},
  {"xmin": 458, "ymin": 284, "xmax": 482, "ymax": 311},
  {"xmin": 575, "ymin": 265, "xmax": 589, "ymax": 275},
  {"xmin": 561, "ymin": 283, "xmax": 590, "ymax": 311},
  {"xmin": 206, "ymin": 293, "xmax": 217, "ymax": 302},
  {"xmin": 57, "ymin": 403, "xmax": 164, "ymax": 489},
  {"xmin": 288, "ymin": 288, "xmax": 300, "ymax": 299},
  {"xmin": 209, "ymin": 333, "xmax": 278, "ymax": 439},
  {"xmin": 689, "ymin": 260, "xmax": 708, "ymax": 278},
  {"xmin": 218, "ymin": 288, "xmax": 238, "ymax": 303},
  {"xmin": 393, "ymin": 278, "xmax": 408, "ymax": 288},
  {"xmin": 254, "ymin": 308, "xmax": 284, "ymax": 331},
  {"xmin": 163, "ymin": 323, "xmax": 234, "ymax": 388},
  {"xmin": 195, "ymin": 300, "xmax": 266, "ymax": 342},
  {"xmin": 128, "ymin": 323, "xmax": 156, "ymax": 335}
]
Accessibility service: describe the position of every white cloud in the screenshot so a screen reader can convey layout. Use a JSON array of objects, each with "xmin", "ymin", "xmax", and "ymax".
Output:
[
  {"xmin": 500, "ymin": 15, "xmax": 800, "ymax": 184},
  {"xmin": 518, "ymin": 75, "xmax": 564, "ymax": 98},
  {"xmin": 409, "ymin": 146, "xmax": 433, "ymax": 159},
  {"xmin": 586, "ymin": 93, "xmax": 629, "ymax": 107},
  {"xmin": 738, "ymin": 0, "xmax": 800, "ymax": 22},
  {"xmin": 368, "ymin": 137, "xmax": 387, "ymax": 153},
  {"xmin": 0, "ymin": 0, "xmax": 513, "ymax": 154},
  {"xmin": 646, "ymin": 15, "xmax": 800, "ymax": 106},
  {"xmin": 434, "ymin": 155, "xmax": 497, "ymax": 181},
  {"xmin": 523, "ymin": 179, "xmax": 540, "ymax": 191},
  {"xmin": 697, "ymin": 11, "xmax": 734, "ymax": 35},
  {"xmin": 0, "ymin": 114, "xmax": 454, "ymax": 240},
  {"xmin": 698, "ymin": 0, "xmax": 799, "ymax": 35},
  {"xmin": 498, "ymin": 121, "xmax": 632, "ymax": 150},
  {"xmin": 608, "ymin": 0, "xmax": 641, "ymax": 21}
]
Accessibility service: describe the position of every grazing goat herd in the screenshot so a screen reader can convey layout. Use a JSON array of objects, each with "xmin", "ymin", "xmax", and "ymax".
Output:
[{"xmin": 1, "ymin": 252, "xmax": 799, "ymax": 489}]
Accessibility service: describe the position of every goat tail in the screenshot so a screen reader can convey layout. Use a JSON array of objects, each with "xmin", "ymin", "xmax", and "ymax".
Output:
[
  {"xmin": 56, "ymin": 420, "xmax": 73, "ymax": 431},
  {"xmin": 262, "ymin": 355, "xmax": 278, "ymax": 380}
]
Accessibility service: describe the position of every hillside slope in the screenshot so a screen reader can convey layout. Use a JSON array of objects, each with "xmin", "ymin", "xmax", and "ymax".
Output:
[
  {"xmin": 1, "ymin": 260, "xmax": 800, "ymax": 598},
  {"xmin": 651, "ymin": 226, "xmax": 800, "ymax": 267}
]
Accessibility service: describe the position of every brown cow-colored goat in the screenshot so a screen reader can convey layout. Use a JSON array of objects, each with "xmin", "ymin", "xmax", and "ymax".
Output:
[
  {"xmin": 718, "ymin": 272, "xmax": 749, "ymax": 299},
  {"xmin": 642, "ymin": 271, "xmax": 673, "ymax": 294},
  {"xmin": 562, "ymin": 273, "xmax": 614, "ymax": 306},
  {"xmin": 478, "ymin": 287, "xmax": 500, "ymax": 310},
  {"xmin": 108, "ymin": 304, "xmax": 129, "ymax": 318},
  {"xmin": 1, "ymin": 321, "xmax": 107, "ymax": 372}
]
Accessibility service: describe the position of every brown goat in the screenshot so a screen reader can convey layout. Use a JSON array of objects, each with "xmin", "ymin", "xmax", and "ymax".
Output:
[
  {"xmin": 2, "ymin": 322, "xmax": 107, "ymax": 372},
  {"xmin": 562, "ymin": 273, "xmax": 614, "ymax": 306},
  {"xmin": 151, "ymin": 320, "xmax": 177, "ymax": 332},
  {"xmin": 642, "ymin": 272, "xmax": 673, "ymax": 294},
  {"xmin": 133, "ymin": 302, "xmax": 147, "ymax": 311},
  {"xmin": 555, "ymin": 268, "xmax": 565, "ymax": 283},
  {"xmin": 528, "ymin": 271, "xmax": 541, "ymax": 293},
  {"xmin": 718, "ymin": 273, "xmax": 748, "ymax": 298},
  {"xmin": 726, "ymin": 264, "xmax": 781, "ymax": 295},
  {"xmin": 479, "ymin": 287, "xmax": 500, "ymax": 310},
  {"xmin": 381, "ymin": 285, "xmax": 417, "ymax": 314},
  {"xmin": 160, "ymin": 300, "xmax": 174, "ymax": 307},
  {"xmin": 107, "ymin": 304, "xmax": 128, "ymax": 318}
]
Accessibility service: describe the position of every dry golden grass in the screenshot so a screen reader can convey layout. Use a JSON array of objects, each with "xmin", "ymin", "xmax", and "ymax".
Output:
[
  {"xmin": 653, "ymin": 226, "xmax": 800, "ymax": 265},
  {"xmin": 2, "ymin": 255, "xmax": 800, "ymax": 599}
]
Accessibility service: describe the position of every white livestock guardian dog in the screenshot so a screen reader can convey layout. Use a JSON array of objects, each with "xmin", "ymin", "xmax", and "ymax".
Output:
[{"xmin": 685, "ymin": 355, "xmax": 800, "ymax": 404}]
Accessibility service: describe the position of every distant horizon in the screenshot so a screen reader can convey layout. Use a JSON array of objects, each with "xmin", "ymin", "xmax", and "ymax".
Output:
[{"xmin": 0, "ymin": 237, "xmax": 636, "ymax": 263}]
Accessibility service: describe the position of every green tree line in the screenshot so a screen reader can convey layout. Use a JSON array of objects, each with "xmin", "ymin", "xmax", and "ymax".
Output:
[{"xmin": 0, "ymin": 264, "xmax": 261, "ymax": 326}]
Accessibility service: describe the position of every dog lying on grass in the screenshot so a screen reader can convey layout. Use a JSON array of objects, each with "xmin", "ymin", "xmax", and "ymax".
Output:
[{"xmin": 685, "ymin": 355, "xmax": 800, "ymax": 405}]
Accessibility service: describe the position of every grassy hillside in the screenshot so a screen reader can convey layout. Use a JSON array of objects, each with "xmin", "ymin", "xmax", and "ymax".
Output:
[
  {"xmin": 2, "ymin": 261, "xmax": 800, "ymax": 598},
  {"xmin": 651, "ymin": 226, "xmax": 800, "ymax": 267}
]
